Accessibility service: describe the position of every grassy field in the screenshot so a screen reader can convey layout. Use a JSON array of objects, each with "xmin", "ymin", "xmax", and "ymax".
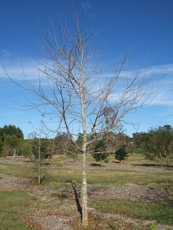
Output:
[
  {"xmin": 90, "ymin": 199, "xmax": 173, "ymax": 225},
  {"xmin": 0, "ymin": 163, "xmax": 172, "ymax": 186},
  {"xmin": 49, "ymin": 153, "xmax": 173, "ymax": 167},
  {"xmin": 0, "ymin": 190, "xmax": 35, "ymax": 230},
  {"xmin": 0, "ymin": 154, "xmax": 173, "ymax": 229}
]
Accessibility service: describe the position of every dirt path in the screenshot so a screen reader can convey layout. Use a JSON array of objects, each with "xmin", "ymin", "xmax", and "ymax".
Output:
[{"xmin": 1, "ymin": 157, "xmax": 172, "ymax": 172}]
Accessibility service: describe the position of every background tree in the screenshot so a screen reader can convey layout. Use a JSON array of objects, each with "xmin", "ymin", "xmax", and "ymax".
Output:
[
  {"xmin": 7, "ymin": 16, "xmax": 152, "ymax": 226},
  {"xmin": 0, "ymin": 125, "xmax": 24, "ymax": 141},
  {"xmin": 32, "ymin": 137, "xmax": 53, "ymax": 160},
  {"xmin": 0, "ymin": 139, "xmax": 3, "ymax": 155},
  {"xmin": 3, "ymin": 134, "xmax": 21, "ymax": 156},
  {"xmin": 54, "ymin": 132, "xmax": 71, "ymax": 155},
  {"xmin": 132, "ymin": 125, "xmax": 173, "ymax": 166},
  {"xmin": 41, "ymin": 138, "xmax": 55, "ymax": 158},
  {"xmin": 92, "ymin": 139, "xmax": 109, "ymax": 163},
  {"xmin": 0, "ymin": 125, "xmax": 24, "ymax": 157},
  {"xmin": 18, "ymin": 139, "xmax": 32, "ymax": 158},
  {"xmin": 132, "ymin": 132, "xmax": 150, "ymax": 154},
  {"xmin": 28, "ymin": 121, "xmax": 44, "ymax": 185},
  {"xmin": 92, "ymin": 131, "xmax": 131, "ymax": 163},
  {"xmin": 28, "ymin": 132, "xmax": 42, "ymax": 185},
  {"xmin": 114, "ymin": 144, "xmax": 128, "ymax": 162}
]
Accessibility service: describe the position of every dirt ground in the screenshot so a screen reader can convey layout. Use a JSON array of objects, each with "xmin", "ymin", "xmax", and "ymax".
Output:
[
  {"xmin": 0, "ymin": 158, "xmax": 173, "ymax": 230},
  {"xmin": 1, "ymin": 157, "xmax": 172, "ymax": 172}
]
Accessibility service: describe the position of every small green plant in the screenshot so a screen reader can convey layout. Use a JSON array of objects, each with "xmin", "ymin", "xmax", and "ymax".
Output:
[
  {"xmin": 147, "ymin": 222, "xmax": 157, "ymax": 230},
  {"xmin": 56, "ymin": 162, "xmax": 63, "ymax": 167}
]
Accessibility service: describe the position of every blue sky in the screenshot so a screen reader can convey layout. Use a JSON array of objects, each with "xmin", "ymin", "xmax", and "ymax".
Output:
[{"xmin": 0, "ymin": 0, "xmax": 173, "ymax": 138}]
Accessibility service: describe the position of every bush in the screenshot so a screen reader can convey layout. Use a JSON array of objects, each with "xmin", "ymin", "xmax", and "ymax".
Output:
[
  {"xmin": 92, "ymin": 140, "xmax": 109, "ymax": 163},
  {"xmin": 114, "ymin": 145, "xmax": 128, "ymax": 162},
  {"xmin": 0, "ymin": 139, "xmax": 3, "ymax": 156}
]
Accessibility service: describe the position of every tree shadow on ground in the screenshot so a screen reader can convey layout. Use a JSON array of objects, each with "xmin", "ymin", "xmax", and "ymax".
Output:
[
  {"xmin": 90, "ymin": 163, "xmax": 102, "ymax": 167},
  {"xmin": 133, "ymin": 163, "xmax": 173, "ymax": 168},
  {"xmin": 71, "ymin": 182, "xmax": 82, "ymax": 222}
]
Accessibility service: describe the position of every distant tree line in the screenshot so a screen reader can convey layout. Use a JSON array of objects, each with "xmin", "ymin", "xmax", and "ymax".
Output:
[
  {"xmin": 0, "ymin": 125, "xmax": 130, "ymax": 162},
  {"xmin": 0, "ymin": 124, "xmax": 172, "ymax": 166},
  {"xmin": 0, "ymin": 125, "xmax": 25, "ymax": 157}
]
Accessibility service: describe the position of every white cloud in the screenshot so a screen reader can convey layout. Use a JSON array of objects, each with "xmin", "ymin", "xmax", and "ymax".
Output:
[
  {"xmin": 99, "ymin": 64, "xmax": 173, "ymax": 80},
  {"xmin": 102, "ymin": 64, "xmax": 173, "ymax": 107},
  {"xmin": 0, "ymin": 59, "xmax": 43, "ymax": 80},
  {"xmin": 146, "ymin": 65, "xmax": 173, "ymax": 107},
  {"xmin": 145, "ymin": 64, "xmax": 173, "ymax": 76},
  {"xmin": 149, "ymin": 85, "xmax": 173, "ymax": 107},
  {"xmin": 126, "ymin": 64, "xmax": 173, "ymax": 78},
  {"xmin": 1, "ymin": 59, "xmax": 173, "ymax": 107}
]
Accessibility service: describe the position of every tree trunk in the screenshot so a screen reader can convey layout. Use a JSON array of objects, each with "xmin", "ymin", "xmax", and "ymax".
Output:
[
  {"xmin": 38, "ymin": 135, "xmax": 41, "ymax": 185},
  {"xmin": 81, "ymin": 138, "xmax": 88, "ymax": 226},
  {"xmin": 37, "ymin": 161, "xmax": 41, "ymax": 185},
  {"xmin": 166, "ymin": 155, "xmax": 170, "ymax": 167},
  {"xmin": 79, "ymin": 48, "xmax": 88, "ymax": 226},
  {"xmin": 13, "ymin": 148, "xmax": 17, "ymax": 157},
  {"xmin": 81, "ymin": 102, "xmax": 88, "ymax": 226}
]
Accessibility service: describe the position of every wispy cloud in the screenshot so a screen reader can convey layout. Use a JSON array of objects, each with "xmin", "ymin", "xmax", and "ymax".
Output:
[
  {"xmin": 143, "ymin": 64, "xmax": 173, "ymax": 76},
  {"xmin": 81, "ymin": 1, "xmax": 92, "ymax": 12},
  {"xmin": 1, "ymin": 58, "xmax": 173, "ymax": 107},
  {"xmin": 1, "ymin": 49, "xmax": 11, "ymax": 58},
  {"xmin": 0, "ymin": 59, "xmax": 41, "ymax": 80},
  {"xmin": 81, "ymin": 1, "xmax": 96, "ymax": 17},
  {"xmin": 99, "ymin": 64, "xmax": 173, "ymax": 80},
  {"xmin": 148, "ymin": 82, "xmax": 173, "ymax": 106},
  {"xmin": 102, "ymin": 64, "xmax": 173, "ymax": 107},
  {"xmin": 144, "ymin": 64, "xmax": 173, "ymax": 107},
  {"xmin": 117, "ymin": 64, "xmax": 173, "ymax": 79}
]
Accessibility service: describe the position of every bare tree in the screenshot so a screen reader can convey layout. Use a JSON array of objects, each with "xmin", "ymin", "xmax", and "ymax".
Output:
[
  {"xmin": 28, "ymin": 115, "xmax": 54, "ymax": 185},
  {"xmin": 6, "ymin": 16, "xmax": 152, "ymax": 226},
  {"xmin": 28, "ymin": 117, "xmax": 44, "ymax": 185}
]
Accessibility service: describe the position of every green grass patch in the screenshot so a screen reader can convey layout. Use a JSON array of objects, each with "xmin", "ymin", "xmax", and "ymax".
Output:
[
  {"xmin": 87, "ymin": 169, "xmax": 173, "ymax": 186},
  {"xmin": 0, "ymin": 163, "xmax": 172, "ymax": 186},
  {"xmin": 48, "ymin": 155, "xmax": 70, "ymax": 165},
  {"xmin": 43, "ymin": 168, "xmax": 82, "ymax": 183},
  {"xmin": 90, "ymin": 199, "xmax": 173, "ymax": 225},
  {"xmin": 0, "ymin": 163, "xmax": 37, "ymax": 179},
  {"xmin": 42, "ymin": 168, "xmax": 173, "ymax": 186},
  {"xmin": 88, "ymin": 153, "xmax": 173, "ymax": 166},
  {"xmin": 55, "ymin": 162, "xmax": 63, "ymax": 167},
  {"xmin": 0, "ymin": 190, "xmax": 35, "ymax": 230},
  {"xmin": 122, "ymin": 153, "xmax": 173, "ymax": 166},
  {"xmin": 51, "ymin": 193, "xmax": 69, "ymax": 199}
]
